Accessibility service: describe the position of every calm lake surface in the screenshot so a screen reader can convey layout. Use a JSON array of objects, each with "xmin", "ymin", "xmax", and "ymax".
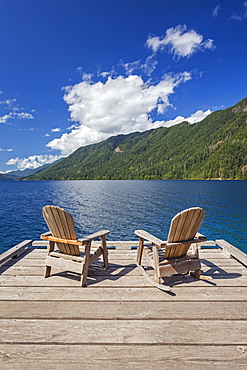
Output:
[{"xmin": 0, "ymin": 180, "xmax": 246, "ymax": 254}]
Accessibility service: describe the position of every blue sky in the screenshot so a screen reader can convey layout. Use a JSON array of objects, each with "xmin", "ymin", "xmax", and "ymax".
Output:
[{"xmin": 0, "ymin": 0, "xmax": 247, "ymax": 172}]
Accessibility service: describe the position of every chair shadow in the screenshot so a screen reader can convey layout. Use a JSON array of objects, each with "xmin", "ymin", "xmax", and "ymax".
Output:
[
  {"xmin": 200, "ymin": 258, "xmax": 242, "ymax": 278},
  {"xmin": 53, "ymin": 260, "xmax": 136, "ymax": 286},
  {"xmin": 160, "ymin": 258, "xmax": 242, "ymax": 288},
  {"xmin": 88, "ymin": 261, "xmax": 137, "ymax": 285}
]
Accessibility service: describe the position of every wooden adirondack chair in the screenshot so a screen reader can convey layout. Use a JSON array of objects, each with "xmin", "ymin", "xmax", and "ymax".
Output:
[
  {"xmin": 135, "ymin": 207, "xmax": 206, "ymax": 289},
  {"xmin": 41, "ymin": 205, "xmax": 110, "ymax": 286}
]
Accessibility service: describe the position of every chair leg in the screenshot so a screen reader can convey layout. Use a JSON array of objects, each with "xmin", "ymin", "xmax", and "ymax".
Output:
[
  {"xmin": 80, "ymin": 265, "xmax": 88, "ymax": 286},
  {"xmin": 155, "ymin": 271, "xmax": 161, "ymax": 284},
  {"xmin": 153, "ymin": 244, "xmax": 161, "ymax": 284},
  {"xmin": 44, "ymin": 241, "xmax": 54, "ymax": 278},
  {"xmin": 194, "ymin": 268, "xmax": 201, "ymax": 279},
  {"xmin": 80, "ymin": 240, "xmax": 91, "ymax": 286},
  {"xmin": 136, "ymin": 237, "xmax": 144, "ymax": 265},
  {"xmin": 44, "ymin": 265, "xmax": 51, "ymax": 278},
  {"xmin": 101, "ymin": 236, "xmax": 109, "ymax": 269},
  {"xmin": 47, "ymin": 240, "xmax": 55, "ymax": 254},
  {"xmin": 190, "ymin": 269, "xmax": 201, "ymax": 279}
]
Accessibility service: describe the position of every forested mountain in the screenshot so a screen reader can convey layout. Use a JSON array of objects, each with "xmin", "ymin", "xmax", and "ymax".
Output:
[
  {"xmin": 25, "ymin": 97, "xmax": 247, "ymax": 180},
  {"xmin": 7, "ymin": 167, "xmax": 50, "ymax": 179}
]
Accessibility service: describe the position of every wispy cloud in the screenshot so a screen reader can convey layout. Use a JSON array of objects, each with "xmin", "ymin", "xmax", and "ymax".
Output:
[
  {"xmin": 0, "ymin": 98, "xmax": 17, "ymax": 108},
  {"xmin": 0, "ymin": 96, "xmax": 34, "ymax": 124},
  {"xmin": 120, "ymin": 55, "xmax": 158, "ymax": 76},
  {"xmin": 212, "ymin": 5, "xmax": 221, "ymax": 17},
  {"xmin": 146, "ymin": 25, "xmax": 215, "ymax": 59},
  {"xmin": 230, "ymin": 1, "xmax": 247, "ymax": 21},
  {"xmin": 0, "ymin": 148, "xmax": 13, "ymax": 152},
  {"xmin": 15, "ymin": 112, "xmax": 34, "ymax": 120},
  {"xmin": 51, "ymin": 127, "xmax": 62, "ymax": 132},
  {"xmin": 0, "ymin": 112, "xmax": 34, "ymax": 124},
  {"xmin": 0, "ymin": 114, "xmax": 12, "ymax": 124}
]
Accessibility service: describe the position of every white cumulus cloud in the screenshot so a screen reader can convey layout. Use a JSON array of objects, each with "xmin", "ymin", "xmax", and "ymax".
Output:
[
  {"xmin": 146, "ymin": 25, "xmax": 215, "ymax": 58},
  {"xmin": 6, "ymin": 154, "xmax": 61, "ymax": 170},
  {"xmin": 6, "ymin": 25, "xmax": 214, "ymax": 171},
  {"xmin": 47, "ymin": 72, "xmax": 192, "ymax": 156},
  {"xmin": 152, "ymin": 109, "xmax": 212, "ymax": 128}
]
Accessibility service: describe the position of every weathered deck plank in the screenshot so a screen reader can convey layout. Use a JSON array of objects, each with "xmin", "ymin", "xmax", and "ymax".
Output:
[
  {"xmin": 1, "ymin": 319, "xmax": 247, "ymax": 344},
  {"xmin": 0, "ymin": 286, "xmax": 247, "ymax": 301},
  {"xmin": 1, "ymin": 344, "xmax": 246, "ymax": 370},
  {"xmin": 0, "ymin": 240, "xmax": 246, "ymax": 369},
  {"xmin": 1, "ymin": 300, "xmax": 247, "ymax": 319}
]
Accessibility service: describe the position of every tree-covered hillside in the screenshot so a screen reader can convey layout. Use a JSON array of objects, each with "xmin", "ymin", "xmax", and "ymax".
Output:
[{"xmin": 25, "ymin": 97, "xmax": 247, "ymax": 180}]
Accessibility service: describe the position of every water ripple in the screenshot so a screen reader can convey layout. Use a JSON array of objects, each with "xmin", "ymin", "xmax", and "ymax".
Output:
[{"xmin": 0, "ymin": 180, "xmax": 246, "ymax": 254}]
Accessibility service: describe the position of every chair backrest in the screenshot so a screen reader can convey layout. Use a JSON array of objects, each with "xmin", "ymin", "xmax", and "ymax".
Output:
[
  {"xmin": 42, "ymin": 205, "xmax": 80, "ymax": 256},
  {"xmin": 165, "ymin": 207, "xmax": 205, "ymax": 258}
]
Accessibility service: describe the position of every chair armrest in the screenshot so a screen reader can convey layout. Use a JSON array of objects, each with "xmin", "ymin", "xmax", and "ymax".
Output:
[
  {"xmin": 40, "ymin": 233, "xmax": 84, "ymax": 246},
  {"xmin": 40, "ymin": 231, "xmax": 52, "ymax": 238},
  {"xmin": 195, "ymin": 232, "xmax": 207, "ymax": 241},
  {"xmin": 135, "ymin": 230, "xmax": 207, "ymax": 248},
  {"xmin": 79, "ymin": 230, "xmax": 110, "ymax": 242},
  {"xmin": 41, "ymin": 230, "xmax": 110, "ymax": 245},
  {"xmin": 134, "ymin": 230, "xmax": 165, "ymax": 247}
]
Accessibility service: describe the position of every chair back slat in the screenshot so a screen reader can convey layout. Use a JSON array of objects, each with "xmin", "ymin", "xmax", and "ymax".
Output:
[
  {"xmin": 166, "ymin": 207, "xmax": 205, "ymax": 258},
  {"xmin": 42, "ymin": 206, "xmax": 80, "ymax": 256}
]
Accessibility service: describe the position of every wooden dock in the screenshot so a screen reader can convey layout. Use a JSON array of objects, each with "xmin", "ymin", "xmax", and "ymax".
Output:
[{"xmin": 0, "ymin": 239, "xmax": 247, "ymax": 369}]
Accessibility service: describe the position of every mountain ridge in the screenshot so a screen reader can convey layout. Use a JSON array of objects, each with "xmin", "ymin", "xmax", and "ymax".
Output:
[{"xmin": 17, "ymin": 97, "xmax": 247, "ymax": 180}]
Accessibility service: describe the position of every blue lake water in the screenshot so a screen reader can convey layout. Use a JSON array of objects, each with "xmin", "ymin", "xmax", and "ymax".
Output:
[{"xmin": 0, "ymin": 180, "xmax": 246, "ymax": 254}]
